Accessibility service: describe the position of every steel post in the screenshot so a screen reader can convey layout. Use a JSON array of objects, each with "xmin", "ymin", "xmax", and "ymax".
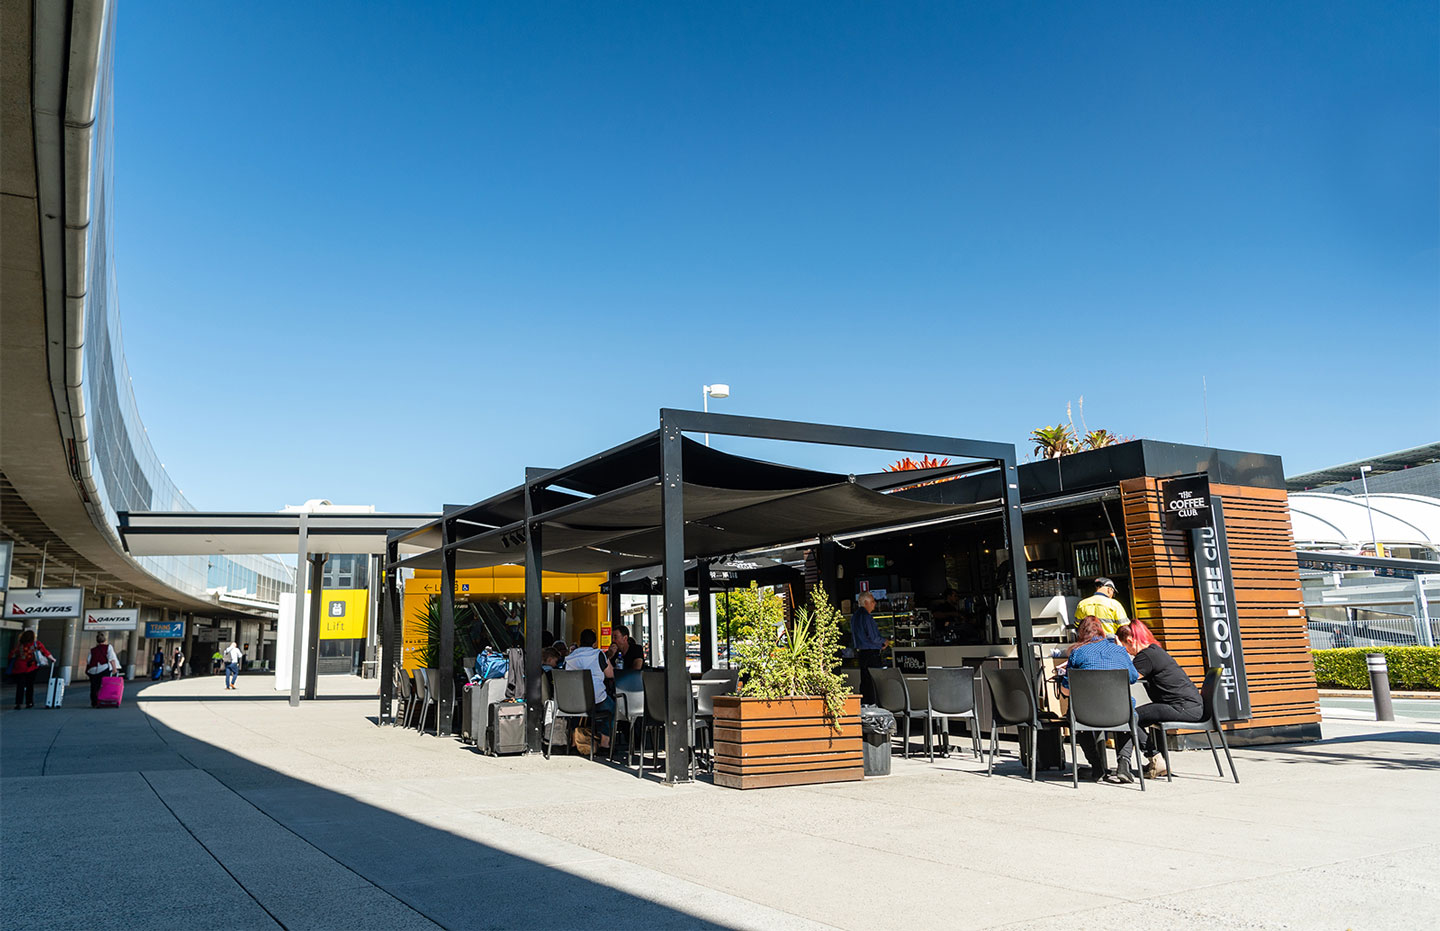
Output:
[
  {"xmin": 437, "ymin": 521, "xmax": 457, "ymax": 735},
  {"xmin": 698, "ymin": 558, "xmax": 713, "ymax": 672},
  {"xmin": 1367, "ymin": 653, "xmax": 1394, "ymax": 721},
  {"xmin": 1000, "ymin": 457, "xmax": 1036, "ymax": 683},
  {"xmin": 523, "ymin": 474, "xmax": 546, "ymax": 751},
  {"xmin": 290, "ymin": 514, "xmax": 309, "ymax": 707},
  {"xmin": 660, "ymin": 417, "xmax": 693, "ymax": 784},
  {"xmin": 304, "ymin": 552, "xmax": 327, "ymax": 700},
  {"xmin": 379, "ymin": 541, "xmax": 398, "ymax": 723}
]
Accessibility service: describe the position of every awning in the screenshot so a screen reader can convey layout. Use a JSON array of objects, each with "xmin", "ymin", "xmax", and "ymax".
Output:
[{"xmin": 604, "ymin": 556, "xmax": 802, "ymax": 595}]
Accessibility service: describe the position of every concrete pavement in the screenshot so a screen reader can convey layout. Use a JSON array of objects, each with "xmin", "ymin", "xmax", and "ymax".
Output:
[{"xmin": 2, "ymin": 673, "xmax": 1437, "ymax": 930}]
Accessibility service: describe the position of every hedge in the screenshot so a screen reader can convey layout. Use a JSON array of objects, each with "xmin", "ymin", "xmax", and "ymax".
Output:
[{"xmin": 1311, "ymin": 647, "xmax": 1440, "ymax": 691}]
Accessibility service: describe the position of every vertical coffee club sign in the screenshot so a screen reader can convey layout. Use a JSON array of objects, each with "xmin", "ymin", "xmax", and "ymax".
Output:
[{"xmin": 1163, "ymin": 474, "xmax": 1251, "ymax": 721}]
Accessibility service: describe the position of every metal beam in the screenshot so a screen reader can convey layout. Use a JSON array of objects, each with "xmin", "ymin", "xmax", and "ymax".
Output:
[
  {"xmin": 659, "ymin": 409, "xmax": 1014, "ymax": 462},
  {"xmin": 289, "ymin": 514, "xmax": 308, "ymax": 708},
  {"xmin": 523, "ymin": 472, "xmax": 546, "ymax": 752},
  {"xmin": 437, "ymin": 519, "xmax": 457, "ymax": 735},
  {"xmin": 1000, "ymin": 456, "xmax": 1036, "ymax": 684},
  {"xmin": 660, "ymin": 415, "xmax": 693, "ymax": 784},
  {"xmin": 379, "ymin": 540, "xmax": 398, "ymax": 724},
  {"xmin": 304, "ymin": 552, "xmax": 326, "ymax": 700},
  {"xmin": 698, "ymin": 557, "xmax": 713, "ymax": 672}
]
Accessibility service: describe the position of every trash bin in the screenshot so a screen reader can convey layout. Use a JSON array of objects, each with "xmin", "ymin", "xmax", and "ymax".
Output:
[{"xmin": 860, "ymin": 706, "xmax": 896, "ymax": 777}]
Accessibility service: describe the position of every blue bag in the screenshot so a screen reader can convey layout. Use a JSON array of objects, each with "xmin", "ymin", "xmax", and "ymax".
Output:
[{"xmin": 475, "ymin": 649, "xmax": 509, "ymax": 681}]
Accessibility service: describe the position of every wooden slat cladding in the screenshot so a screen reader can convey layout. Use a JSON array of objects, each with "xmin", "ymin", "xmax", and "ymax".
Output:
[
  {"xmin": 1120, "ymin": 478, "xmax": 1320, "ymax": 732},
  {"xmin": 712, "ymin": 695, "xmax": 864, "ymax": 789}
]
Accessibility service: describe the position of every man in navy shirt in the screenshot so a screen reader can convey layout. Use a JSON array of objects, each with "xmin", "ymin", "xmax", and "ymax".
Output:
[{"xmin": 851, "ymin": 592, "xmax": 888, "ymax": 704}]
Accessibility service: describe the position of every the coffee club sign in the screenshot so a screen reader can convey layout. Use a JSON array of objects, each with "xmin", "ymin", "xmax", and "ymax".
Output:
[{"xmin": 1162, "ymin": 475, "xmax": 1251, "ymax": 721}]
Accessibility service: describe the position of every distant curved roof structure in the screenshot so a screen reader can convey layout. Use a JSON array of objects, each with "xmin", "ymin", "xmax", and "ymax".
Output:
[
  {"xmin": 1285, "ymin": 442, "xmax": 1440, "ymax": 491},
  {"xmin": 1289, "ymin": 492, "xmax": 1440, "ymax": 550}
]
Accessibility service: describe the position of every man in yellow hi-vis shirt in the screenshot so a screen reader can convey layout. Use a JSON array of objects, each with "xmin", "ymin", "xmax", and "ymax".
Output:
[{"xmin": 1075, "ymin": 577, "xmax": 1129, "ymax": 636}]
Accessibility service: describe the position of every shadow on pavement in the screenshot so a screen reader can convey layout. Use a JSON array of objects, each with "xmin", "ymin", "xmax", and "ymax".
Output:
[{"xmin": 0, "ymin": 684, "xmax": 740, "ymax": 931}]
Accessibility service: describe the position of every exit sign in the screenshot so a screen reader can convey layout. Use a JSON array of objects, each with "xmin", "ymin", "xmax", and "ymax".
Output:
[{"xmin": 866, "ymin": 556, "xmax": 885, "ymax": 569}]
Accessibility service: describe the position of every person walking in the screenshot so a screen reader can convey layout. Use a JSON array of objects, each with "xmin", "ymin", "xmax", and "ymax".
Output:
[
  {"xmin": 171, "ymin": 646, "xmax": 185, "ymax": 680},
  {"xmin": 851, "ymin": 592, "xmax": 889, "ymax": 705},
  {"xmin": 7, "ymin": 629, "xmax": 55, "ymax": 710},
  {"xmin": 1074, "ymin": 577, "xmax": 1130, "ymax": 636},
  {"xmin": 85, "ymin": 632, "xmax": 122, "ymax": 708},
  {"xmin": 222, "ymin": 641, "xmax": 243, "ymax": 689},
  {"xmin": 151, "ymin": 646, "xmax": 166, "ymax": 680},
  {"xmin": 211, "ymin": 648, "xmax": 224, "ymax": 675}
]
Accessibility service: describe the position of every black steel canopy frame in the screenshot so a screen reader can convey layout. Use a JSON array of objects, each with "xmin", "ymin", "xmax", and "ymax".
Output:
[{"xmin": 384, "ymin": 410, "xmax": 1033, "ymax": 786}]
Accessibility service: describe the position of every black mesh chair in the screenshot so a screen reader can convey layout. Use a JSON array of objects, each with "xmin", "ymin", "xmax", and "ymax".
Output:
[
  {"xmin": 413, "ymin": 668, "xmax": 438, "ymax": 735},
  {"xmin": 692, "ymin": 676, "xmax": 735, "ymax": 772},
  {"xmin": 983, "ymin": 667, "xmax": 1060, "ymax": 782},
  {"xmin": 1151, "ymin": 667, "xmax": 1239, "ymax": 784},
  {"xmin": 873, "ymin": 667, "xmax": 931, "ymax": 760},
  {"xmin": 1067, "ymin": 668, "xmax": 1145, "ymax": 791},
  {"xmin": 546, "ymin": 669, "xmax": 599, "ymax": 760},
  {"xmin": 926, "ymin": 666, "xmax": 982, "ymax": 761},
  {"xmin": 637, "ymin": 669, "xmax": 670, "ymax": 779},
  {"xmin": 393, "ymin": 668, "xmax": 415, "ymax": 728},
  {"xmin": 611, "ymin": 671, "xmax": 646, "ymax": 765}
]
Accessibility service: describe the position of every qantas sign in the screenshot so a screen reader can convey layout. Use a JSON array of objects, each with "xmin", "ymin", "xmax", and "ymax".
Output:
[{"xmin": 5, "ymin": 588, "xmax": 84, "ymax": 619}]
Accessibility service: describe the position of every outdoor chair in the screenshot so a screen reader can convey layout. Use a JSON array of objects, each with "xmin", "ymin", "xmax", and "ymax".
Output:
[
  {"xmin": 692, "ymin": 676, "xmax": 735, "ymax": 772},
  {"xmin": 982, "ymin": 667, "xmax": 1061, "ymax": 782},
  {"xmin": 872, "ymin": 667, "xmax": 931, "ymax": 760},
  {"xmin": 1066, "ymin": 668, "xmax": 1145, "ymax": 791},
  {"xmin": 393, "ymin": 668, "xmax": 414, "ymax": 727},
  {"xmin": 412, "ymin": 668, "xmax": 433, "ymax": 733},
  {"xmin": 1150, "ymin": 667, "xmax": 1239, "ymax": 784},
  {"xmin": 545, "ymin": 669, "xmax": 600, "ymax": 760},
  {"xmin": 925, "ymin": 666, "xmax": 983, "ymax": 762},
  {"xmin": 637, "ymin": 668, "xmax": 671, "ymax": 780},
  {"xmin": 611, "ymin": 671, "xmax": 646, "ymax": 765}
]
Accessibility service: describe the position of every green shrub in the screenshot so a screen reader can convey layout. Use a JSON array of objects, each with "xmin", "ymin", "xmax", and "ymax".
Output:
[{"xmin": 1311, "ymin": 647, "xmax": 1440, "ymax": 691}]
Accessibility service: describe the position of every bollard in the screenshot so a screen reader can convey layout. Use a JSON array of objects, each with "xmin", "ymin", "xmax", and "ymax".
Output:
[{"xmin": 1366, "ymin": 653, "xmax": 1394, "ymax": 722}]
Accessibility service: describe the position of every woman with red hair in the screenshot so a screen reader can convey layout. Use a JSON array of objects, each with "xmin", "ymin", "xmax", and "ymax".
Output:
[
  {"xmin": 1061, "ymin": 616, "xmax": 1138, "ymax": 782},
  {"xmin": 1115, "ymin": 624, "xmax": 1202, "ymax": 778}
]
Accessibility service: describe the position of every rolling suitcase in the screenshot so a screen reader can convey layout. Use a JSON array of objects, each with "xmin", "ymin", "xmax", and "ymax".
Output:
[
  {"xmin": 45, "ymin": 670, "xmax": 65, "ymax": 708},
  {"xmin": 486, "ymin": 700, "xmax": 527, "ymax": 756},
  {"xmin": 97, "ymin": 676, "xmax": 124, "ymax": 707}
]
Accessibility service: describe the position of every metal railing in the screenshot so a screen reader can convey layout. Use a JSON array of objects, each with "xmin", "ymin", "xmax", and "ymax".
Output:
[{"xmin": 1308, "ymin": 611, "xmax": 1435, "ymax": 649}]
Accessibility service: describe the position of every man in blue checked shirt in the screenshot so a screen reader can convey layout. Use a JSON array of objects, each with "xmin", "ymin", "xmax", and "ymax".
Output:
[
  {"xmin": 1062, "ymin": 616, "xmax": 1139, "ymax": 783},
  {"xmin": 851, "ymin": 592, "xmax": 888, "ymax": 704}
]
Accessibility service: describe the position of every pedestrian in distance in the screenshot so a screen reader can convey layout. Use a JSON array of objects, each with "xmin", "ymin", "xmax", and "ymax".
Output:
[
  {"xmin": 211, "ymin": 649, "xmax": 223, "ymax": 675},
  {"xmin": 171, "ymin": 646, "xmax": 185, "ymax": 680},
  {"xmin": 851, "ymin": 592, "xmax": 889, "ymax": 705},
  {"xmin": 151, "ymin": 646, "xmax": 165, "ymax": 680},
  {"xmin": 85, "ymin": 632, "xmax": 122, "ymax": 708},
  {"xmin": 7, "ymin": 629, "xmax": 55, "ymax": 710},
  {"xmin": 223, "ymin": 641, "xmax": 243, "ymax": 689}
]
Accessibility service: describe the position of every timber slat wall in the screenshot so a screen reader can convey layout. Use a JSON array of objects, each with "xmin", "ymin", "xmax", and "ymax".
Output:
[
  {"xmin": 712, "ymin": 695, "xmax": 864, "ymax": 789},
  {"xmin": 1121, "ymin": 478, "xmax": 1320, "ymax": 732}
]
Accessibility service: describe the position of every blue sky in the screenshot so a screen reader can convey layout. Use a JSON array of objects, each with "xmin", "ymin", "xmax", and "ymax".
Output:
[{"xmin": 113, "ymin": 1, "xmax": 1437, "ymax": 513}]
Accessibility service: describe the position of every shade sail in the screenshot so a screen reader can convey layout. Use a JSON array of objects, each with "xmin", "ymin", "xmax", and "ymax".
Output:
[{"xmin": 606, "ymin": 556, "xmax": 801, "ymax": 595}]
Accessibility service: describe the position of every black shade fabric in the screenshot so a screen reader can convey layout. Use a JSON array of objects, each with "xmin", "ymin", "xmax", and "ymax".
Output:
[
  {"xmin": 606, "ymin": 556, "xmax": 801, "ymax": 595},
  {"xmin": 395, "ymin": 435, "xmax": 1001, "ymax": 574}
]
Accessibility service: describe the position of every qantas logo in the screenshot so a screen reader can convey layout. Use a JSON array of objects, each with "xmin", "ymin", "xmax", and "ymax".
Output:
[{"xmin": 13, "ymin": 604, "xmax": 73, "ymax": 615}]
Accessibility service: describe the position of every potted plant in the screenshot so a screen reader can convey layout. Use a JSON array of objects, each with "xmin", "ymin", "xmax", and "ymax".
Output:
[{"xmin": 711, "ymin": 586, "xmax": 863, "ymax": 789}]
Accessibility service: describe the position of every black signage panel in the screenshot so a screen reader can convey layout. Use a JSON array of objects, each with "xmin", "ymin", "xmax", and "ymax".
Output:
[
  {"xmin": 892, "ymin": 650, "xmax": 928, "ymax": 675},
  {"xmin": 1189, "ymin": 499, "xmax": 1251, "ymax": 721},
  {"xmin": 1163, "ymin": 474, "xmax": 1213, "ymax": 530}
]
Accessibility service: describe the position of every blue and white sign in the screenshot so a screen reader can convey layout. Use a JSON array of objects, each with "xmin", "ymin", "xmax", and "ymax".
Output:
[{"xmin": 145, "ymin": 621, "xmax": 185, "ymax": 639}]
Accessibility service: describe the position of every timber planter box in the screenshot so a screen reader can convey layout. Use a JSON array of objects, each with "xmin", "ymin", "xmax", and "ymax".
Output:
[{"xmin": 711, "ymin": 695, "xmax": 864, "ymax": 789}]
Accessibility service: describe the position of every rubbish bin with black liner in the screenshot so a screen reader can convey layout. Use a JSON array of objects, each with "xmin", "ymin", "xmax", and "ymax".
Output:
[{"xmin": 860, "ymin": 705, "xmax": 897, "ymax": 777}]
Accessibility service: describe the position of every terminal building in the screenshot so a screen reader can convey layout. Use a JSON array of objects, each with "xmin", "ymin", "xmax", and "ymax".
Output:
[{"xmin": 2, "ymin": 0, "xmax": 294, "ymax": 680}]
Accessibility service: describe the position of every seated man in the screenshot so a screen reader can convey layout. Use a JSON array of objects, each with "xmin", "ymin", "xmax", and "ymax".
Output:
[
  {"xmin": 541, "ymin": 647, "xmax": 563, "ymax": 672},
  {"xmin": 562, "ymin": 629, "xmax": 614, "ymax": 750},
  {"xmin": 1061, "ymin": 616, "xmax": 1138, "ymax": 783}
]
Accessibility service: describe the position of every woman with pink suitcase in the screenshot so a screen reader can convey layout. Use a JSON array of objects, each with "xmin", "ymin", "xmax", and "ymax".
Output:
[{"xmin": 86, "ymin": 632, "xmax": 123, "ymax": 708}]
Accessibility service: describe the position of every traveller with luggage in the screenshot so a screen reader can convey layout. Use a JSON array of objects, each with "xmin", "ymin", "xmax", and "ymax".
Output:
[
  {"xmin": 86, "ymin": 632, "xmax": 123, "ymax": 708},
  {"xmin": 7, "ymin": 629, "xmax": 55, "ymax": 710}
]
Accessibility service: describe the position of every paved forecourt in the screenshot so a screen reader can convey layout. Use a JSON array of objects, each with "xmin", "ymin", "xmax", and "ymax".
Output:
[{"xmin": 2, "ymin": 672, "xmax": 1437, "ymax": 930}]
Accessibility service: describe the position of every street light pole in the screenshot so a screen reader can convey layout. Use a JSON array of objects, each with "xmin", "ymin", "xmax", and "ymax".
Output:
[
  {"xmin": 701, "ymin": 384, "xmax": 730, "ymax": 446},
  {"xmin": 1359, "ymin": 465, "xmax": 1382, "ymax": 558}
]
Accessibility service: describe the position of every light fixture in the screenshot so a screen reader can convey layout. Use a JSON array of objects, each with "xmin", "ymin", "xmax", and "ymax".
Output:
[{"xmin": 702, "ymin": 383, "xmax": 731, "ymax": 446}]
